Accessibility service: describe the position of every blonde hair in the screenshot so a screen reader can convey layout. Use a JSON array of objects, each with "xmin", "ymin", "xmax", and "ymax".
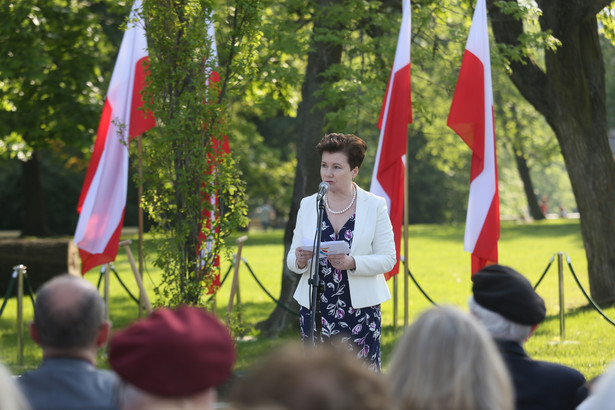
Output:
[{"xmin": 387, "ymin": 306, "xmax": 514, "ymax": 410}]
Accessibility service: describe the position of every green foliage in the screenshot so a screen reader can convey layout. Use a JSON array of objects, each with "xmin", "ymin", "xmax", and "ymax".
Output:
[
  {"xmin": 229, "ymin": 114, "xmax": 295, "ymax": 218},
  {"xmin": 139, "ymin": 0, "xmax": 256, "ymax": 306},
  {"xmin": 492, "ymin": 0, "xmax": 559, "ymax": 69},
  {"xmin": 0, "ymin": 0, "xmax": 131, "ymax": 234},
  {"xmin": 0, "ymin": 0, "xmax": 129, "ymax": 154},
  {"xmin": 0, "ymin": 0, "xmax": 588, "ymax": 233},
  {"xmin": 598, "ymin": 4, "xmax": 615, "ymax": 44}
]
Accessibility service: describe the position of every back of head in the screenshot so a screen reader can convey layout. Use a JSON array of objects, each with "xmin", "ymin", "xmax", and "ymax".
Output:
[
  {"xmin": 230, "ymin": 342, "xmax": 388, "ymax": 410},
  {"xmin": 109, "ymin": 306, "xmax": 235, "ymax": 399},
  {"xmin": 34, "ymin": 274, "xmax": 105, "ymax": 350},
  {"xmin": 387, "ymin": 306, "xmax": 514, "ymax": 410}
]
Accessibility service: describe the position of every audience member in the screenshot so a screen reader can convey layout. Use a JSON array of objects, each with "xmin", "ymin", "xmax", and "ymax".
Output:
[
  {"xmin": 109, "ymin": 306, "xmax": 235, "ymax": 410},
  {"xmin": 387, "ymin": 305, "xmax": 513, "ymax": 410},
  {"xmin": 230, "ymin": 341, "xmax": 388, "ymax": 410},
  {"xmin": 469, "ymin": 264, "xmax": 589, "ymax": 410},
  {"xmin": 255, "ymin": 201, "xmax": 276, "ymax": 231},
  {"xmin": 576, "ymin": 361, "xmax": 615, "ymax": 410},
  {"xmin": 0, "ymin": 361, "xmax": 30, "ymax": 410},
  {"xmin": 19, "ymin": 274, "xmax": 118, "ymax": 410}
]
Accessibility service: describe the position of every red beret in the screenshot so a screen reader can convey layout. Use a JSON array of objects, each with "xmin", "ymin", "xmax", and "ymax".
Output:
[{"xmin": 109, "ymin": 306, "xmax": 235, "ymax": 396}]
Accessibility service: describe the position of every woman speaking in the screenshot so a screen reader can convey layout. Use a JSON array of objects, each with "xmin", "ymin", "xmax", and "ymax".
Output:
[{"xmin": 287, "ymin": 133, "xmax": 396, "ymax": 371}]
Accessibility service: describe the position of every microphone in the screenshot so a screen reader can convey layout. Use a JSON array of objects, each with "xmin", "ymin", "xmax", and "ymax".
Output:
[{"xmin": 317, "ymin": 182, "xmax": 330, "ymax": 200}]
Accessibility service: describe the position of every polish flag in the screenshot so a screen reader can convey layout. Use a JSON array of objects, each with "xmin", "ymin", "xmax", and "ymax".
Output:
[
  {"xmin": 74, "ymin": 0, "xmax": 155, "ymax": 274},
  {"xmin": 198, "ymin": 14, "xmax": 229, "ymax": 294},
  {"xmin": 447, "ymin": 0, "xmax": 499, "ymax": 275},
  {"xmin": 369, "ymin": 0, "xmax": 412, "ymax": 280}
]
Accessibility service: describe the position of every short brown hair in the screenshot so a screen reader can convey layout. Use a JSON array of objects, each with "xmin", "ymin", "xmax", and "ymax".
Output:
[
  {"xmin": 316, "ymin": 133, "xmax": 367, "ymax": 170},
  {"xmin": 230, "ymin": 342, "xmax": 388, "ymax": 410}
]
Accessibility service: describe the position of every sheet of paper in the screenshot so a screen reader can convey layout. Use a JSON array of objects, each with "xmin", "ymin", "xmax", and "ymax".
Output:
[{"xmin": 301, "ymin": 238, "xmax": 350, "ymax": 255}]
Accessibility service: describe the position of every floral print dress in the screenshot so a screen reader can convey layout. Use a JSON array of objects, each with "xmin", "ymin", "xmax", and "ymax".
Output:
[{"xmin": 299, "ymin": 212, "xmax": 383, "ymax": 371}]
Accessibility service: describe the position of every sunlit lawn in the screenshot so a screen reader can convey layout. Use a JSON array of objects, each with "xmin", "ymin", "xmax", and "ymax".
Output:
[{"xmin": 1, "ymin": 218, "xmax": 614, "ymax": 381}]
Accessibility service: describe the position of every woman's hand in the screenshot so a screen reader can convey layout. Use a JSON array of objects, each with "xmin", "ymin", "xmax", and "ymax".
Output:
[
  {"xmin": 295, "ymin": 247, "xmax": 314, "ymax": 269},
  {"xmin": 327, "ymin": 254, "xmax": 356, "ymax": 271}
]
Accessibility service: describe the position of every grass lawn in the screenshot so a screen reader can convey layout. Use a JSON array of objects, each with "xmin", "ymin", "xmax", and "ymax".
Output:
[{"xmin": 1, "ymin": 218, "xmax": 614, "ymax": 381}]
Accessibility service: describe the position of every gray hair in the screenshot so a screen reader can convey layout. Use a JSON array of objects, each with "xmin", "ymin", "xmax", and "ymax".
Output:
[
  {"xmin": 34, "ymin": 274, "xmax": 105, "ymax": 349},
  {"xmin": 468, "ymin": 296, "xmax": 532, "ymax": 343},
  {"xmin": 387, "ymin": 306, "xmax": 514, "ymax": 410}
]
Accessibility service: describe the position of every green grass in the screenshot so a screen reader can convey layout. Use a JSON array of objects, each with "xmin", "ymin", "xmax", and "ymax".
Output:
[{"xmin": 1, "ymin": 219, "xmax": 614, "ymax": 380}]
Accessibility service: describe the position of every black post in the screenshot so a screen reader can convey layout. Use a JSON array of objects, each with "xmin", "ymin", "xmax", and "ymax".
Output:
[{"xmin": 308, "ymin": 196, "xmax": 327, "ymax": 344}]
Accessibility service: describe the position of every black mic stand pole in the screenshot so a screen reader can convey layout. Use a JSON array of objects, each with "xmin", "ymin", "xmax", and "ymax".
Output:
[{"xmin": 308, "ymin": 194, "xmax": 326, "ymax": 346}]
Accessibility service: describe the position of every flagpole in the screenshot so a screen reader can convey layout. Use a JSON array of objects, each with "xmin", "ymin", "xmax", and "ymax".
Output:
[
  {"xmin": 403, "ymin": 135, "xmax": 409, "ymax": 327},
  {"xmin": 393, "ymin": 274, "xmax": 398, "ymax": 332},
  {"xmin": 137, "ymin": 135, "xmax": 145, "ymax": 317}
]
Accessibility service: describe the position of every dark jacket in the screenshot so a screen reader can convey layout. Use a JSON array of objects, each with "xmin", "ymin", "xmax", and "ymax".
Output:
[{"xmin": 496, "ymin": 340, "xmax": 588, "ymax": 410}]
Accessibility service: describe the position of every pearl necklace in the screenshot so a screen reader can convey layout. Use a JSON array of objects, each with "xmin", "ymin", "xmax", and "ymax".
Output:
[{"xmin": 325, "ymin": 184, "xmax": 357, "ymax": 215}]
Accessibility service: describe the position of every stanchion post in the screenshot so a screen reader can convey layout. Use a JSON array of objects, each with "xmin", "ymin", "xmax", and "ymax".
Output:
[
  {"xmin": 103, "ymin": 264, "xmax": 110, "ymax": 321},
  {"xmin": 15, "ymin": 264, "xmax": 25, "ymax": 366},
  {"xmin": 227, "ymin": 235, "xmax": 248, "ymax": 325},
  {"xmin": 119, "ymin": 240, "xmax": 152, "ymax": 315},
  {"xmin": 393, "ymin": 273, "xmax": 398, "ymax": 334},
  {"xmin": 557, "ymin": 252, "xmax": 565, "ymax": 341}
]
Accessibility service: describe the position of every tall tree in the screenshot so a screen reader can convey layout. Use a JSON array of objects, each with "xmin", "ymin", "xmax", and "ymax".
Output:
[
  {"xmin": 257, "ymin": 0, "xmax": 347, "ymax": 335},
  {"xmin": 0, "ymin": 0, "xmax": 128, "ymax": 236},
  {"xmin": 487, "ymin": 0, "xmax": 615, "ymax": 304},
  {"xmin": 492, "ymin": 73, "xmax": 560, "ymax": 221},
  {"xmin": 140, "ymin": 0, "xmax": 257, "ymax": 306}
]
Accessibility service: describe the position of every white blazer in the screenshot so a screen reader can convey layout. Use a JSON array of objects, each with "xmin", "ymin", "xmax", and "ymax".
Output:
[{"xmin": 287, "ymin": 186, "xmax": 395, "ymax": 309}]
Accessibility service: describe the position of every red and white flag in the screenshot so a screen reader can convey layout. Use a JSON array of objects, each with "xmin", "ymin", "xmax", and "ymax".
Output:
[
  {"xmin": 74, "ymin": 0, "xmax": 154, "ymax": 274},
  {"xmin": 369, "ymin": 0, "xmax": 412, "ymax": 280},
  {"xmin": 447, "ymin": 0, "xmax": 499, "ymax": 275}
]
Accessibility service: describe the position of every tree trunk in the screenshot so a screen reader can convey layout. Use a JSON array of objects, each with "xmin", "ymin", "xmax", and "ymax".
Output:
[
  {"xmin": 513, "ymin": 146, "xmax": 545, "ymax": 220},
  {"xmin": 488, "ymin": 0, "xmax": 615, "ymax": 304},
  {"xmin": 257, "ymin": 0, "xmax": 344, "ymax": 336},
  {"xmin": 21, "ymin": 150, "xmax": 50, "ymax": 237}
]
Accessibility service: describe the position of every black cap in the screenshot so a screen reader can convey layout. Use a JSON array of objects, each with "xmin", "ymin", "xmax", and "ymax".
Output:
[{"xmin": 472, "ymin": 264, "xmax": 546, "ymax": 325}]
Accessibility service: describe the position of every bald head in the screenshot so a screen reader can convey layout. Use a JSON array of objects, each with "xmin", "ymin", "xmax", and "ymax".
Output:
[{"xmin": 34, "ymin": 274, "xmax": 106, "ymax": 350}]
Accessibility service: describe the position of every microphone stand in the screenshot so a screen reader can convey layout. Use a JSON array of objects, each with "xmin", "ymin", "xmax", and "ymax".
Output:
[{"xmin": 308, "ymin": 193, "xmax": 326, "ymax": 345}]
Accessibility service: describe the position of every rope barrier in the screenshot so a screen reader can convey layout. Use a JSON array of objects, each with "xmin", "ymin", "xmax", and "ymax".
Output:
[
  {"xmin": 111, "ymin": 265, "xmax": 140, "ymax": 305},
  {"xmin": 0, "ymin": 270, "xmax": 17, "ymax": 316},
  {"xmin": 96, "ymin": 264, "xmax": 140, "ymax": 305},
  {"xmin": 405, "ymin": 264, "xmax": 438, "ymax": 306},
  {"xmin": 564, "ymin": 253, "xmax": 615, "ymax": 327},
  {"xmin": 206, "ymin": 264, "xmax": 233, "ymax": 303},
  {"xmin": 99, "ymin": 247, "xmax": 614, "ymax": 330},
  {"xmin": 225, "ymin": 255, "xmax": 440, "ymax": 316},
  {"xmin": 0, "ymin": 268, "xmax": 36, "ymax": 319},
  {"xmin": 0, "ymin": 270, "xmax": 17, "ymax": 318},
  {"xmin": 241, "ymin": 258, "xmax": 299, "ymax": 316},
  {"xmin": 533, "ymin": 254, "xmax": 555, "ymax": 290},
  {"xmin": 533, "ymin": 252, "xmax": 615, "ymax": 328}
]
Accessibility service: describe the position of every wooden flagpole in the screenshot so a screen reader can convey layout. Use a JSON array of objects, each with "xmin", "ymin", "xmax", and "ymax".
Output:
[
  {"xmin": 137, "ymin": 135, "xmax": 145, "ymax": 317},
  {"xmin": 403, "ymin": 137, "xmax": 409, "ymax": 327},
  {"xmin": 393, "ymin": 274, "xmax": 398, "ymax": 333}
]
